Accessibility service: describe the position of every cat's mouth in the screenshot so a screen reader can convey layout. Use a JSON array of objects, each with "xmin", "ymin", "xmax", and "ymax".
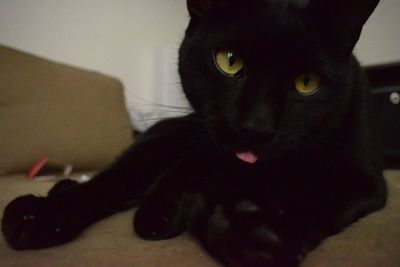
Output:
[{"xmin": 235, "ymin": 151, "xmax": 259, "ymax": 164}]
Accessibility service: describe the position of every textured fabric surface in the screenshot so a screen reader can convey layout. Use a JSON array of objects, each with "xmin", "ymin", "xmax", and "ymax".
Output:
[
  {"xmin": 0, "ymin": 45, "xmax": 134, "ymax": 175},
  {"xmin": 0, "ymin": 171, "xmax": 399, "ymax": 267}
]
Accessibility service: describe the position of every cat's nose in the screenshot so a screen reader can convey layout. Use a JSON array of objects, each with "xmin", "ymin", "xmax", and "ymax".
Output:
[{"xmin": 236, "ymin": 119, "xmax": 274, "ymax": 143}]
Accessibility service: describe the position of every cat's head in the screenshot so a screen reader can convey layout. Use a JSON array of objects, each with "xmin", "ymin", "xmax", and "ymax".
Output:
[{"xmin": 178, "ymin": 0, "xmax": 379, "ymax": 162}]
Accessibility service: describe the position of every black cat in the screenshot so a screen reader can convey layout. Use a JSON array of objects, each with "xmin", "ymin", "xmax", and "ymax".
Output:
[{"xmin": 2, "ymin": 1, "xmax": 387, "ymax": 266}]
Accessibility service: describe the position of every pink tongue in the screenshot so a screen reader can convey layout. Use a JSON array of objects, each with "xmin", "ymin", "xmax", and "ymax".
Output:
[{"xmin": 235, "ymin": 151, "xmax": 258, "ymax": 164}]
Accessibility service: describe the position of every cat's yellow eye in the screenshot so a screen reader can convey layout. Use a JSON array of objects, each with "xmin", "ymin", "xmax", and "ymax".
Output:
[
  {"xmin": 214, "ymin": 50, "xmax": 244, "ymax": 76},
  {"xmin": 294, "ymin": 74, "xmax": 321, "ymax": 95}
]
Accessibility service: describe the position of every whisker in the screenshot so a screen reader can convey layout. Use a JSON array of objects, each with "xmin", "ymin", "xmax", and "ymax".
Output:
[{"xmin": 299, "ymin": 133, "xmax": 355, "ymax": 152}]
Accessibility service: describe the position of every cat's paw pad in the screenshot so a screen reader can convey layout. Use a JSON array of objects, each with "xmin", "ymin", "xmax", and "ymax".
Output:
[
  {"xmin": 134, "ymin": 198, "xmax": 184, "ymax": 240},
  {"xmin": 1, "ymin": 195, "xmax": 74, "ymax": 250}
]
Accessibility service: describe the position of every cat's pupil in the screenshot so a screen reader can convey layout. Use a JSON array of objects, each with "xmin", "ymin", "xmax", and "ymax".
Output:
[
  {"xmin": 228, "ymin": 52, "xmax": 236, "ymax": 67},
  {"xmin": 304, "ymin": 75, "xmax": 311, "ymax": 86}
]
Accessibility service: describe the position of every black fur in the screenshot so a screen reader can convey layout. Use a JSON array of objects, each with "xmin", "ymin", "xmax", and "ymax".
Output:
[{"xmin": 2, "ymin": 1, "xmax": 386, "ymax": 266}]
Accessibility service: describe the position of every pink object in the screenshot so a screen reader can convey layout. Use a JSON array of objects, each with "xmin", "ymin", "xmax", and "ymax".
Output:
[
  {"xmin": 27, "ymin": 157, "xmax": 49, "ymax": 180},
  {"xmin": 27, "ymin": 157, "xmax": 73, "ymax": 181},
  {"xmin": 235, "ymin": 151, "xmax": 258, "ymax": 164}
]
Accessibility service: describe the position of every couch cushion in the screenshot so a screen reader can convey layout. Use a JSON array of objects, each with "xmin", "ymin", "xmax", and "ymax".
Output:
[{"xmin": 0, "ymin": 45, "xmax": 134, "ymax": 175}]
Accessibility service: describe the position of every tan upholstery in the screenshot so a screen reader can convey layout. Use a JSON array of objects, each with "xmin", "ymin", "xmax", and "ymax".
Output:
[
  {"xmin": 0, "ymin": 45, "xmax": 133, "ymax": 175},
  {"xmin": 0, "ymin": 171, "xmax": 399, "ymax": 267}
]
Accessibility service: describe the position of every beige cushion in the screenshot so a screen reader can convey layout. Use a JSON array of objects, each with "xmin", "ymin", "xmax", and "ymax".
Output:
[
  {"xmin": 0, "ymin": 171, "xmax": 399, "ymax": 266},
  {"xmin": 0, "ymin": 45, "xmax": 134, "ymax": 175}
]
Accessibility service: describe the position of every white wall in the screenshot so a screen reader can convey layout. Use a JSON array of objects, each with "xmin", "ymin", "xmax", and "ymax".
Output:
[
  {"xmin": 0, "ymin": 0, "xmax": 399, "ymax": 119},
  {"xmin": 355, "ymin": 0, "xmax": 400, "ymax": 66}
]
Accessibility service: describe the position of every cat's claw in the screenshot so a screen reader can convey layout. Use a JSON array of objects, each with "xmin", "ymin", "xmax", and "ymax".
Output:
[{"xmin": 1, "ymin": 195, "xmax": 79, "ymax": 250}]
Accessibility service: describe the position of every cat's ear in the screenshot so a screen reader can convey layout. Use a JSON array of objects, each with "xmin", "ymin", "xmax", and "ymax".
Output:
[
  {"xmin": 186, "ymin": 0, "xmax": 229, "ymax": 20},
  {"xmin": 308, "ymin": 0, "xmax": 379, "ymax": 53}
]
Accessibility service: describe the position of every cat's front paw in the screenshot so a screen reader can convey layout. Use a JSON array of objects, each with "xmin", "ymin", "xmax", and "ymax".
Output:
[
  {"xmin": 2, "ymin": 195, "xmax": 79, "ymax": 250},
  {"xmin": 133, "ymin": 194, "xmax": 185, "ymax": 241},
  {"xmin": 203, "ymin": 201, "xmax": 300, "ymax": 267}
]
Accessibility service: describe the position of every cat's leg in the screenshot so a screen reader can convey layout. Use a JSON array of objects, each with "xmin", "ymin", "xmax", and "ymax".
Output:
[
  {"xmin": 191, "ymin": 171, "xmax": 386, "ymax": 267},
  {"xmin": 190, "ymin": 193, "xmax": 300, "ymax": 267},
  {"xmin": 1, "ymin": 115, "xmax": 207, "ymax": 250},
  {"xmin": 48, "ymin": 179, "xmax": 79, "ymax": 197},
  {"xmin": 133, "ymin": 143, "xmax": 229, "ymax": 240}
]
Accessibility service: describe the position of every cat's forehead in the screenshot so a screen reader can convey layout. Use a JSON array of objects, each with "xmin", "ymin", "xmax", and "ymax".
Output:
[
  {"xmin": 215, "ymin": 0, "xmax": 308, "ymax": 34},
  {"xmin": 262, "ymin": 0, "xmax": 309, "ymax": 9},
  {"xmin": 226, "ymin": 0, "xmax": 310, "ymax": 15},
  {"xmin": 208, "ymin": 3, "xmax": 308, "ymax": 49},
  {"xmin": 198, "ymin": 3, "xmax": 318, "ymax": 71},
  {"xmin": 189, "ymin": 0, "xmax": 321, "ymax": 67}
]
